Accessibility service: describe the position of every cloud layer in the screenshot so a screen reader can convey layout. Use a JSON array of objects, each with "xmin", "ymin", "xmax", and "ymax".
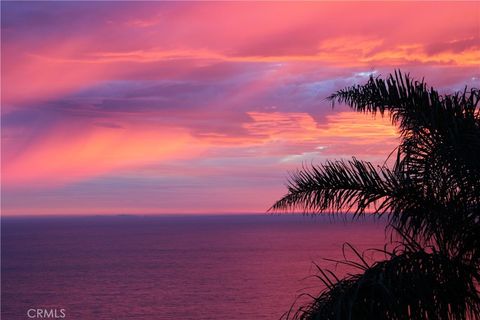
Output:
[{"xmin": 2, "ymin": 2, "xmax": 479, "ymax": 215}]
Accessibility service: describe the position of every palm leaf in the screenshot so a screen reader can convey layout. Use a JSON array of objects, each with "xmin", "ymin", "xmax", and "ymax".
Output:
[
  {"xmin": 288, "ymin": 247, "xmax": 480, "ymax": 320},
  {"xmin": 273, "ymin": 71, "xmax": 480, "ymax": 318}
]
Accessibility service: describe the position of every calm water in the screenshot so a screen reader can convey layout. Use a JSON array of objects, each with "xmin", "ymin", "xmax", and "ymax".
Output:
[{"xmin": 2, "ymin": 214, "xmax": 387, "ymax": 320}]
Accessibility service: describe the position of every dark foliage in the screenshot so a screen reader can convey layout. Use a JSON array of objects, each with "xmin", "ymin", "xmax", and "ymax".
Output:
[
  {"xmin": 271, "ymin": 71, "xmax": 480, "ymax": 319},
  {"xmin": 295, "ymin": 248, "xmax": 479, "ymax": 320}
]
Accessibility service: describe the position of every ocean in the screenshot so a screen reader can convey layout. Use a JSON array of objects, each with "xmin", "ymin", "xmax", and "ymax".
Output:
[{"xmin": 2, "ymin": 214, "xmax": 387, "ymax": 320}]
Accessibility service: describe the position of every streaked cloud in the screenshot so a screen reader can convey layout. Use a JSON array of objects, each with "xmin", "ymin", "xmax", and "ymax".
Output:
[{"xmin": 1, "ymin": 1, "xmax": 478, "ymax": 215}]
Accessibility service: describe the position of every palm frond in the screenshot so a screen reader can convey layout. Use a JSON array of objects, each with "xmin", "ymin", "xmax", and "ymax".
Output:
[
  {"xmin": 324, "ymin": 71, "xmax": 480, "ymax": 254},
  {"xmin": 274, "ymin": 71, "xmax": 480, "ymax": 319},
  {"xmin": 328, "ymin": 71, "xmax": 480, "ymax": 139},
  {"xmin": 329, "ymin": 71, "xmax": 480, "ymax": 200},
  {"xmin": 269, "ymin": 158, "xmax": 405, "ymax": 217},
  {"xmin": 288, "ymin": 247, "xmax": 480, "ymax": 320}
]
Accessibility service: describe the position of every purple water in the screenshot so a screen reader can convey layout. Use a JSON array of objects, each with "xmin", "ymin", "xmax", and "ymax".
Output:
[{"xmin": 2, "ymin": 214, "xmax": 387, "ymax": 320}]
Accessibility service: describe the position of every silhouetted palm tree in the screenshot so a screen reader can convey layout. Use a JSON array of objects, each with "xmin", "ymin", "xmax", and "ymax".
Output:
[{"xmin": 271, "ymin": 71, "xmax": 480, "ymax": 319}]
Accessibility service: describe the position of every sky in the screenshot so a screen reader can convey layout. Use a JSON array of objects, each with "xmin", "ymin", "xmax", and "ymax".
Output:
[{"xmin": 1, "ymin": 1, "xmax": 479, "ymax": 216}]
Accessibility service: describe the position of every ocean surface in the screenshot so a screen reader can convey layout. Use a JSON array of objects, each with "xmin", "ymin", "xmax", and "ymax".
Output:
[{"xmin": 2, "ymin": 214, "xmax": 387, "ymax": 320}]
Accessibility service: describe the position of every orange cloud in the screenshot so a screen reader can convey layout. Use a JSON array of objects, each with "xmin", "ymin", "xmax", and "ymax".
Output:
[
  {"xmin": 2, "ymin": 110, "xmax": 399, "ymax": 189},
  {"xmin": 3, "ymin": 122, "xmax": 199, "ymax": 187},
  {"xmin": 245, "ymin": 111, "xmax": 397, "ymax": 144}
]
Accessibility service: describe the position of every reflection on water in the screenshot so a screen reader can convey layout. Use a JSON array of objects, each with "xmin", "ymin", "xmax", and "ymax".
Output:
[{"xmin": 2, "ymin": 214, "xmax": 386, "ymax": 320}]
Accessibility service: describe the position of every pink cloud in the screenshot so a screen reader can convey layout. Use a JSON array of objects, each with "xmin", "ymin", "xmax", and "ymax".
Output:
[
  {"xmin": 3, "ymin": 2, "xmax": 478, "ymax": 106},
  {"xmin": 1, "ymin": 2, "xmax": 478, "ymax": 215},
  {"xmin": 3, "ymin": 121, "xmax": 200, "ymax": 187}
]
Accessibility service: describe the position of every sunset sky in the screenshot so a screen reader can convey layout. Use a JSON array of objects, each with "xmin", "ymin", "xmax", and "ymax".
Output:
[{"xmin": 1, "ymin": 1, "xmax": 479, "ymax": 215}]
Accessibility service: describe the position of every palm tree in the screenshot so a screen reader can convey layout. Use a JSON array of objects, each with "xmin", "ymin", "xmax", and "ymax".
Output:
[{"xmin": 271, "ymin": 71, "xmax": 480, "ymax": 319}]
